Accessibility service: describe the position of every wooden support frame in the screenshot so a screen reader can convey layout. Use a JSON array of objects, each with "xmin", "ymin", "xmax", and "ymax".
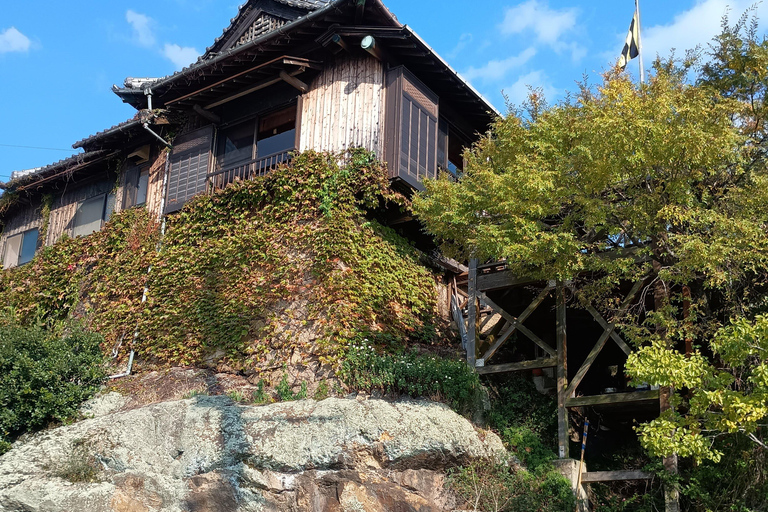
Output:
[
  {"xmin": 476, "ymin": 291, "xmax": 556, "ymax": 357},
  {"xmin": 564, "ymin": 279, "xmax": 644, "ymax": 399},
  {"xmin": 480, "ymin": 283, "xmax": 554, "ymax": 362},
  {"xmin": 581, "ymin": 470, "xmax": 652, "ymax": 483},
  {"xmin": 466, "ymin": 259, "xmax": 478, "ymax": 368},
  {"xmin": 556, "ymin": 282, "xmax": 569, "ymax": 459},
  {"xmin": 477, "ymin": 357, "xmax": 557, "ymax": 375},
  {"xmin": 566, "ymin": 390, "xmax": 659, "ymax": 407}
]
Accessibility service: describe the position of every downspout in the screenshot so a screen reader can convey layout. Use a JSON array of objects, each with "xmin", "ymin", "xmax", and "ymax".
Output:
[
  {"xmin": 142, "ymin": 89, "xmax": 172, "ymax": 149},
  {"xmin": 109, "ymin": 97, "xmax": 173, "ymax": 380}
]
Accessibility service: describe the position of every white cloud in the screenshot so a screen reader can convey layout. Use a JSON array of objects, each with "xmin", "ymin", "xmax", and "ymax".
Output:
[
  {"xmin": 126, "ymin": 10, "xmax": 156, "ymax": 48},
  {"xmin": 463, "ymin": 47, "xmax": 537, "ymax": 83},
  {"xmin": 503, "ymin": 70, "xmax": 558, "ymax": 107},
  {"xmin": 629, "ymin": 1, "xmax": 768, "ymax": 65},
  {"xmin": 0, "ymin": 27, "xmax": 31, "ymax": 54},
  {"xmin": 448, "ymin": 33, "xmax": 473, "ymax": 59},
  {"xmin": 163, "ymin": 43, "xmax": 199, "ymax": 70},
  {"xmin": 500, "ymin": 1, "xmax": 578, "ymax": 46}
]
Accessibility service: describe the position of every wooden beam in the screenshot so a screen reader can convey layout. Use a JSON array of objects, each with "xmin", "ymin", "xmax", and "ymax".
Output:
[
  {"xmin": 192, "ymin": 104, "xmax": 221, "ymax": 125},
  {"xmin": 556, "ymin": 282, "xmax": 569, "ymax": 459},
  {"xmin": 581, "ymin": 470, "xmax": 652, "ymax": 483},
  {"xmin": 467, "ymin": 259, "xmax": 478, "ymax": 368},
  {"xmin": 279, "ymin": 71, "xmax": 309, "ymax": 93},
  {"xmin": 477, "ymin": 269, "xmax": 537, "ymax": 292},
  {"xmin": 477, "ymin": 291, "xmax": 556, "ymax": 357},
  {"xmin": 331, "ymin": 34, "xmax": 351, "ymax": 53},
  {"xmin": 585, "ymin": 305, "xmax": 632, "ymax": 355},
  {"xmin": 476, "ymin": 357, "xmax": 557, "ymax": 375},
  {"xmin": 481, "ymin": 284, "xmax": 553, "ymax": 362},
  {"xmin": 566, "ymin": 390, "xmax": 660, "ymax": 407},
  {"xmin": 565, "ymin": 326, "xmax": 616, "ymax": 398}
]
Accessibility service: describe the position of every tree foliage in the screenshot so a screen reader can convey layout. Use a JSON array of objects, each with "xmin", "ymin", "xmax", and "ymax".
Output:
[{"xmin": 414, "ymin": 17, "xmax": 768, "ymax": 464}]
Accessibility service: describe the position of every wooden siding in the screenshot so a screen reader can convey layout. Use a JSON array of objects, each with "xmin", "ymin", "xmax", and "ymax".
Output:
[
  {"xmin": 299, "ymin": 55, "xmax": 384, "ymax": 157},
  {"xmin": 0, "ymin": 199, "xmax": 44, "ymax": 265},
  {"xmin": 46, "ymin": 180, "xmax": 114, "ymax": 246},
  {"xmin": 145, "ymin": 150, "xmax": 167, "ymax": 219}
]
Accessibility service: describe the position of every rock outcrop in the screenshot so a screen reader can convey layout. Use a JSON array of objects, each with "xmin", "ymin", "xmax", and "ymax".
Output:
[{"xmin": 0, "ymin": 396, "xmax": 504, "ymax": 512}]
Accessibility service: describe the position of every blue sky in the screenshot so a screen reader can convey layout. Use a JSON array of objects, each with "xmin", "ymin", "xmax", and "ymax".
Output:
[{"xmin": 1, "ymin": 0, "xmax": 765, "ymax": 179}]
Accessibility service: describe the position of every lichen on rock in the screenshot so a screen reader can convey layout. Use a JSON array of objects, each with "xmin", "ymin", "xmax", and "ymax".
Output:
[{"xmin": 0, "ymin": 396, "xmax": 504, "ymax": 512}]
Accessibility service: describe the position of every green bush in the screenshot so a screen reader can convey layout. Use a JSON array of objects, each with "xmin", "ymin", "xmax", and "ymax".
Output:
[
  {"xmin": 339, "ymin": 338, "xmax": 482, "ymax": 413},
  {"xmin": 0, "ymin": 322, "xmax": 105, "ymax": 453},
  {"xmin": 447, "ymin": 459, "xmax": 576, "ymax": 512},
  {"xmin": 486, "ymin": 376, "xmax": 558, "ymax": 472}
]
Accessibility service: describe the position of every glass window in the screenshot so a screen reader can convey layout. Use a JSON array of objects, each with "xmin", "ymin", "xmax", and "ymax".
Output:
[
  {"xmin": 136, "ymin": 169, "xmax": 149, "ymax": 205},
  {"xmin": 217, "ymin": 120, "xmax": 256, "ymax": 170},
  {"xmin": 256, "ymin": 107, "xmax": 296, "ymax": 158},
  {"xmin": 73, "ymin": 194, "xmax": 106, "ymax": 238},
  {"xmin": 19, "ymin": 228, "xmax": 39, "ymax": 265},
  {"xmin": 3, "ymin": 228, "xmax": 39, "ymax": 269},
  {"xmin": 3, "ymin": 234, "xmax": 21, "ymax": 269}
]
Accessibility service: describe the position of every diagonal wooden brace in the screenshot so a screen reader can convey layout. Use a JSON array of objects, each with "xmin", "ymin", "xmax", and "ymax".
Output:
[{"xmin": 477, "ymin": 290, "xmax": 557, "ymax": 357}]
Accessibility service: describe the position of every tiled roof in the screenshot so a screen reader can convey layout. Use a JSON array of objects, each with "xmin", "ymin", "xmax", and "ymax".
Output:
[
  {"xmin": 72, "ymin": 116, "xmax": 142, "ymax": 149},
  {"xmin": 203, "ymin": 0, "xmax": 332, "ymax": 59},
  {"xmin": 274, "ymin": 0, "xmax": 331, "ymax": 8},
  {"xmin": 4, "ymin": 150, "xmax": 113, "ymax": 189}
]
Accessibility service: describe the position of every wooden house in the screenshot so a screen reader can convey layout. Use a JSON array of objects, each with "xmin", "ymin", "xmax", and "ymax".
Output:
[{"xmin": 0, "ymin": 0, "xmax": 497, "ymax": 269}]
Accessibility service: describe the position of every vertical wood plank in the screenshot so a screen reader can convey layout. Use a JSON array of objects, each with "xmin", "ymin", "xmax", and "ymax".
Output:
[
  {"xmin": 556, "ymin": 282, "xmax": 570, "ymax": 459},
  {"xmin": 467, "ymin": 258, "xmax": 478, "ymax": 368}
]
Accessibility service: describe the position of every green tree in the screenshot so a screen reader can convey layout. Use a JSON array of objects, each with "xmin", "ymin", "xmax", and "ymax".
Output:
[{"xmin": 413, "ymin": 28, "xmax": 768, "ymax": 464}]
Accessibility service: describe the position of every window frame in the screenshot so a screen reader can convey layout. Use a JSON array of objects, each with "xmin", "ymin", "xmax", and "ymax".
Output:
[
  {"xmin": 72, "ymin": 193, "xmax": 115, "ymax": 238},
  {"xmin": 2, "ymin": 227, "xmax": 40, "ymax": 269},
  {"xmin": 384, "ymin": 66, "xmax": 440, "ymax": 190}
]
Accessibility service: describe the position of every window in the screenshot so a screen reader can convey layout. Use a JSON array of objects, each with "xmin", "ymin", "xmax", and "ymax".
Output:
[
  {"xmin": 165, "ymin": 125, "xmax": 214, "ymax": 214},
  {"xmin": 123, "ymin": 165, "xmax": 150, "ymax": 209},
  {"xmin": 72, "ymin": 193, "xmax": 115, "ymax": 238},
  {"xmin": 212, "ymin": 105, "xmax": 297, "ymax": 187},
  {"xmin": 384, "ymin": 67, "xmax": 439, "ymax": 189},
  {"xmin": 3, "ymin": 228, "xmax": 39, "ymax": 269},
  {"xmin": 256, "ymin": 107, "xmax": 296, "ymax": 159},
  {"xmin": 217, "ymin": 120, "xmax": 257, "ymax": 171},
  {"xmin": 438, "ymin": 118, "xmax": 468, "ymax": 178}
]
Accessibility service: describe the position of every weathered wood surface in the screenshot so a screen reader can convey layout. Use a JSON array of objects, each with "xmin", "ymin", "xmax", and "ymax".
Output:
[
  {"xmin": 566, "ymin": 390, "xmax": 660, "ymax": 407},
  {"xmin": 477, "ymin": 291, "xmax": 556, "ymax": 357},
  {"xmin": 477, "ymin": 269, "xmax": 538, "ymax": 292},
  {"xmin": 299, "ymin": 55, "xmax": 384, "ymax": 157},
  {"xmin": 0, "ymin": 198, "xmax": 44, "ymax": 264},
  {"xmin": 581, "ymin": 470, "xmax": 652, "ymax": 483},
  {"xmin": 476, "ymin": 357, "xmax": 557, "ymax": 375},
  {"xmin": 467, "ymin": 258, "xmax": 478, "ymax": 368},
  {"xmin": 146, "ymin": 151, "xmax": 167, "ymax": 220},
  {"xmin": 46, "ymin": 179, "xmax": 113, "ymax": 246},
  {"xmin": 481, "ymin": 284, "xmax": 554, "ymax": 362},
  {"xmin": 556, "ymin": 283, "xmax": 569, "ymax": 459}
]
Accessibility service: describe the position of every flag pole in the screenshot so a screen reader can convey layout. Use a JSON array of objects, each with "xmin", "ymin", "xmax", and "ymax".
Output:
[{"xmin": 636, "ymin": 0, "xmax": 645, "ymax": 83}]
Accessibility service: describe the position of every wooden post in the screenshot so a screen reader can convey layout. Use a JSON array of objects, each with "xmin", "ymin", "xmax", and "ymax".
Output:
[
  {"xmin": 660, "ymin": 386, "xmax": 680, "ymax": 512},
  {"xmin": 467, "ymin": 258, "xmax": 478, "ymax": 368},
  {"xmin": 556, "ymin": 282, "xmax": 569, "ymax": 459}
]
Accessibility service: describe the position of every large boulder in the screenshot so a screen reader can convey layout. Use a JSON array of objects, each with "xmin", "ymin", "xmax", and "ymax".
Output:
[{"xmin": 0, "ymin": 396, "xmax": 504, "ymax": 511}]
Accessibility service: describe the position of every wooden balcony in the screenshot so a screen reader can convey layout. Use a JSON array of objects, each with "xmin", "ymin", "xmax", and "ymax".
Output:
[{"xmin": 207, "ymin": 149, "xmax": 293, "ymax": 190}]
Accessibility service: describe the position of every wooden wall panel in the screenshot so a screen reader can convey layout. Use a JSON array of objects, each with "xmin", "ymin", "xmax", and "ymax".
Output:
[
  {"xmin": 299, "ymin": 55, "xmax": 384, "ymax": 157},
  {"xmin": 46, "ymin": 180, "xmax": 114, "ymax": 246},
  {"xmin": 145, "ymin": 150, "xmax": 167, "ymax": 219},
  {"xmin": 0, "ymin": 200, "xmax": 44, "ymax": 264}
]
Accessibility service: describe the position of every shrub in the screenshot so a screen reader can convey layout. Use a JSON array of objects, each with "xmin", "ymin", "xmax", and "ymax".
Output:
[
  {"xmin": 338, "ymin": 338, "xmax": 482, "ymax": 413},
  {"xmin": 446, "ymin": 459, "xmax": 576, "ymax": 512},
  {"xmin": 486, "ymin": 375, "xmax": 558, "ymax": 472},
  {"xmin": 0, "ymin": 321, "xmax": 105, "ymax": 453}
]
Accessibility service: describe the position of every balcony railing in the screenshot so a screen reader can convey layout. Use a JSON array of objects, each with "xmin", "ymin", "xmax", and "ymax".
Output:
[{"xmin": 206, "ymin": 149, "xmax": 293, "ymax": 190}]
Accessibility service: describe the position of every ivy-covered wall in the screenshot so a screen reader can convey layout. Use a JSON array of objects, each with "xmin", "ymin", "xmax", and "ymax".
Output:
[{"xmin": 0, "ymin": 150, "xmax": 439, "ymax": 369}]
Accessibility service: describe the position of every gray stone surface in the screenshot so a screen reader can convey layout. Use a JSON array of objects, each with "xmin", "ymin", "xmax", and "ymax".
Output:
[{"xmin": 0, "ymin": 396, "xmax": 504, "ymax": 511}]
